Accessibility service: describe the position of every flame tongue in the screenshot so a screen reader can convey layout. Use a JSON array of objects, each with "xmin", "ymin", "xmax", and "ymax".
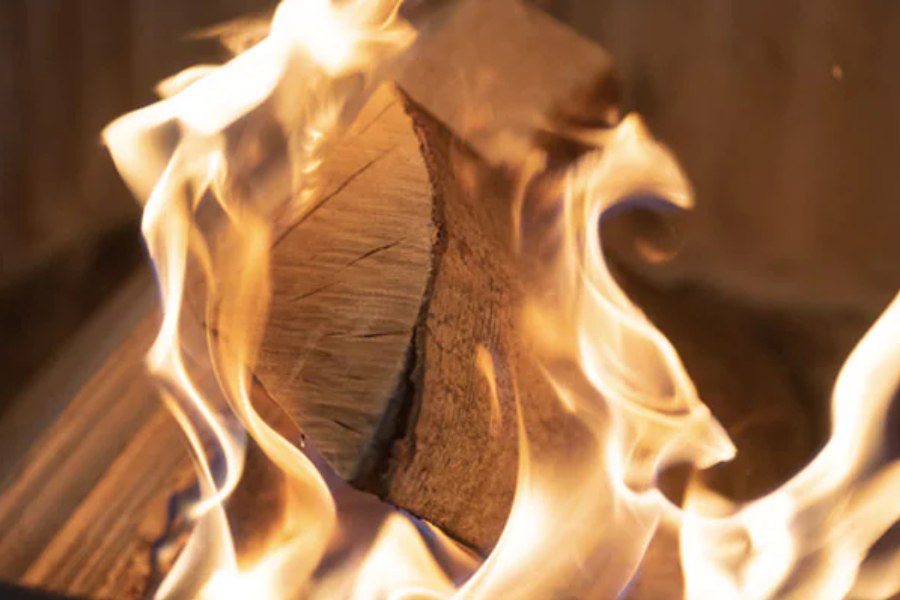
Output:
[
  {"xmin": 103, "ymin": 0, "xmax": 900, "ymax": 597},
  {"xmin": 454, "ymin": 114, "xmax": 737, "ymax": 599},
  {"xmin": 681, "ymin": 291, "xmax": 900, "ymax": 600},
  {"xmin": 105, "ymin": 1, "xmax": 419, "ymax": 597}
]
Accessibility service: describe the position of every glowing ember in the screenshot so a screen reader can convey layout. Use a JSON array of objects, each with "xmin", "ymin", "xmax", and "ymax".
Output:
[{"xmin": 103, "ymin": 0, "xmax": 900, "ymax": 598}]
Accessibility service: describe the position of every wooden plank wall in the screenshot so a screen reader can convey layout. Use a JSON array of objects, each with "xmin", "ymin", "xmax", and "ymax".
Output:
[
  {"xmin": 550, "ymin": 0, "xmax": 900, "ymax": 314},
  {"xmin": 0, "ymin": 0, "xmax": 274, "ymax": 403}
]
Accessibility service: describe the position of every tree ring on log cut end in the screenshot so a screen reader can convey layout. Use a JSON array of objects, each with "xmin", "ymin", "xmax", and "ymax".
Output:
[{"xmin": 254, "ymin": 85, "xmax": 438, "ymax": 483}]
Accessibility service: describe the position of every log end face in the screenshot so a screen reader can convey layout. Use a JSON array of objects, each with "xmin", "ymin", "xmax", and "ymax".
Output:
[{"xmin": 255, "ymin": 86, "xmax": 438, "ymax": 480}]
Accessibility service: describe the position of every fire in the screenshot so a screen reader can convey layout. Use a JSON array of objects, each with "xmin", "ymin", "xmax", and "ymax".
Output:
[
  {"xmin": 103, "ymin": 0, "xmax": 900, "ymax": 598},
  {"xmin": 680, "ymin": 289, "xmax": 900, "ymax": 600}
]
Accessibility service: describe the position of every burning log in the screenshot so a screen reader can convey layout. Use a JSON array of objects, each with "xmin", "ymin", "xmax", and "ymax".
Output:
[
  {"xmin": 235, "ymin": 0, "xmax": 839, "ymax": 564},
  {"xmin": 254, "ymin": 89, "xmax": 561, "ymax": 550},
  {"xmin": 250, "ymin": 85, "xmax": 819, "ymax": 555},
  {"xmin": 247, "ymin": 0, "xmax": 618, "ymax": 552}
]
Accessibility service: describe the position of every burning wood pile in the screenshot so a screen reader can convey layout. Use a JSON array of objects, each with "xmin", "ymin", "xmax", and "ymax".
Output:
[{"xmin": 2, "ymin": 0, "xmax": 899, "ymax": 598}]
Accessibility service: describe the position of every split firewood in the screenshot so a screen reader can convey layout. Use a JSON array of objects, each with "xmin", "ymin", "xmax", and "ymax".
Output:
[
  {"xmin": 248, "ymin": 0, "xmax": 619, "ymax": 552},
  {"xmin": 2, "ymin": 3, "xmax": 612, "ymax": 586},
  {"xmin": 234, "ymin": 93, "xmax": 564, "ymax": 555},
  {"xmin": 251, "ymin": 83, "xmax": 823, "ymax": 557},
  {"xmin": 250, "ymin": 85, "xmax": 436, "ymax": 484}
]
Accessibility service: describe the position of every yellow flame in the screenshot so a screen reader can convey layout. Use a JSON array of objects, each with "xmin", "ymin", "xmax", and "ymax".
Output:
[
  {"xmin": 475, "ymin": 345, "xmax": 503, "ymax": 437},
  {"xmin": 105, "ymin": 0, "xmax": 420, "ymax": 597},
  {"xmin": 348, "ymin": 515, "xmax": 456, "ymax": 600},
  {"xmin": 505, "ymin": 113, "xmax": 900, "ymax": 599},
  {"xmin": 680, "ymin": 290, "xmax": 900, "ymax": 600},
  {"xmin": 454, "ymin": 115, "xmax": 736, "ymax": 599}
]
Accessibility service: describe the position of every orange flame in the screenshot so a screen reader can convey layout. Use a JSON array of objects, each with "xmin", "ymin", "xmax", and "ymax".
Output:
[
  {"xmin": 104, "ymin": 0, "xmax": 900, "ymax": 598},
  {"xmin": 680, "ymin": 290, "xmax": 900, "ymax": 600},
  {"xmin": 105, "ymin": 0, "xmax": 421, "ymax": 597}
]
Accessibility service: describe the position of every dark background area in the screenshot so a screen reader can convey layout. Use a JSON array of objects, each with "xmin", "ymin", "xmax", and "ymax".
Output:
[
  {"xmin": 0, "ymin": 0, "xmax": 274, "ymax": 407},
  {"xmin": 551, "ymin": 0, "xmax": 900, "ymax": 313},
  {"xmin": 1, "ymin": 0, "xmax": 898, "ymax": 463}
]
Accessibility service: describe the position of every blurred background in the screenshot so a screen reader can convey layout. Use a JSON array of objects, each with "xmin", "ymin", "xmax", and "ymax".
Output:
[
  {"xmin": 0, "ymin": 0, "xmax": 272, "ymax": 407},
  {"xmin": 1, "ymin": 0, "xmax": 898, "ymax": 485}
]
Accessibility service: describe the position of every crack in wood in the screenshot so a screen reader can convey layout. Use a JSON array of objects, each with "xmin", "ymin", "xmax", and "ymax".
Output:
[
  {"xmin": 346, "ymin": 239, "xmax": 403, "ymax": 267},
  {"xmin": 354, "ymin": 330, "xmax": 408, "ymax": 339},
  {"xmin": 321, "ymin": 330, "xmax": 409, "ymax": 340},
  {"xmin": 332, "ymin": 419, "xmax": 363, "ymax": 435},
  {"xmin": 352, "ymin": 99, "xmax": 400, "ymax": 140},
  {"xmin": 347, "ymin": 98, "xmax": 451, "ymax": 494},
  {"xmin": 289, "ymin": 282, "xmax": 337, "ymax": 303},
  {"xmin": 288, "ymin": 237, "xmax": 403, "ymax": 304},
  {"xmin": 273, "ymin": 148, "xmax": 396, "ymax": 250}
]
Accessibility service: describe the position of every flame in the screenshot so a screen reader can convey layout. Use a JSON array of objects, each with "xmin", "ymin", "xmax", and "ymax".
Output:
[
  {"xmin": 103, "ymin": 0, "xmax": 900, "ymax": 597},
  {"xmin": 104, "ymin": 0, "xmax": 423, "ymax": 597},
  {"xmin": 494, "ymin": 114, "xmax": 900, "ymax": 599},
  {"xmin": 458, "ymin": 115, "xmax": 737, "ymax": 599},
  {"xmin": 347, "ymin": 515, "xmax": 456, "ymax": 600},
  {"xmin": 680, "ymin": 289, "xmax": 900, "ymax": 600}
]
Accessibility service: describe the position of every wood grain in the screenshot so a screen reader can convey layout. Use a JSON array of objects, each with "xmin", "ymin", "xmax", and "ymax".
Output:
[
  {"xmin": 0, "ymin": 270, "xmax": 157, "ymax": 488},
  {"xmin": 254, "ymin": 85, "xmax": 436, "ymax": 482},
  {"xmin": 20, "ymin": 408, "xmax": 191, "ymax": 600}
]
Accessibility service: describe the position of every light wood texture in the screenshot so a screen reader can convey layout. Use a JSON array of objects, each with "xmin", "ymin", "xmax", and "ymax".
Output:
[
  {"xmin": 254, "ymin": 85, "xmax": 436, "ymax": 482},
  {"xmin": 0, "ymin": 270, "xmax": 157, "ymax": 487},
  {"xmin": 19, "ymin": 407, "xmax": 191, "ymax": 600}
]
